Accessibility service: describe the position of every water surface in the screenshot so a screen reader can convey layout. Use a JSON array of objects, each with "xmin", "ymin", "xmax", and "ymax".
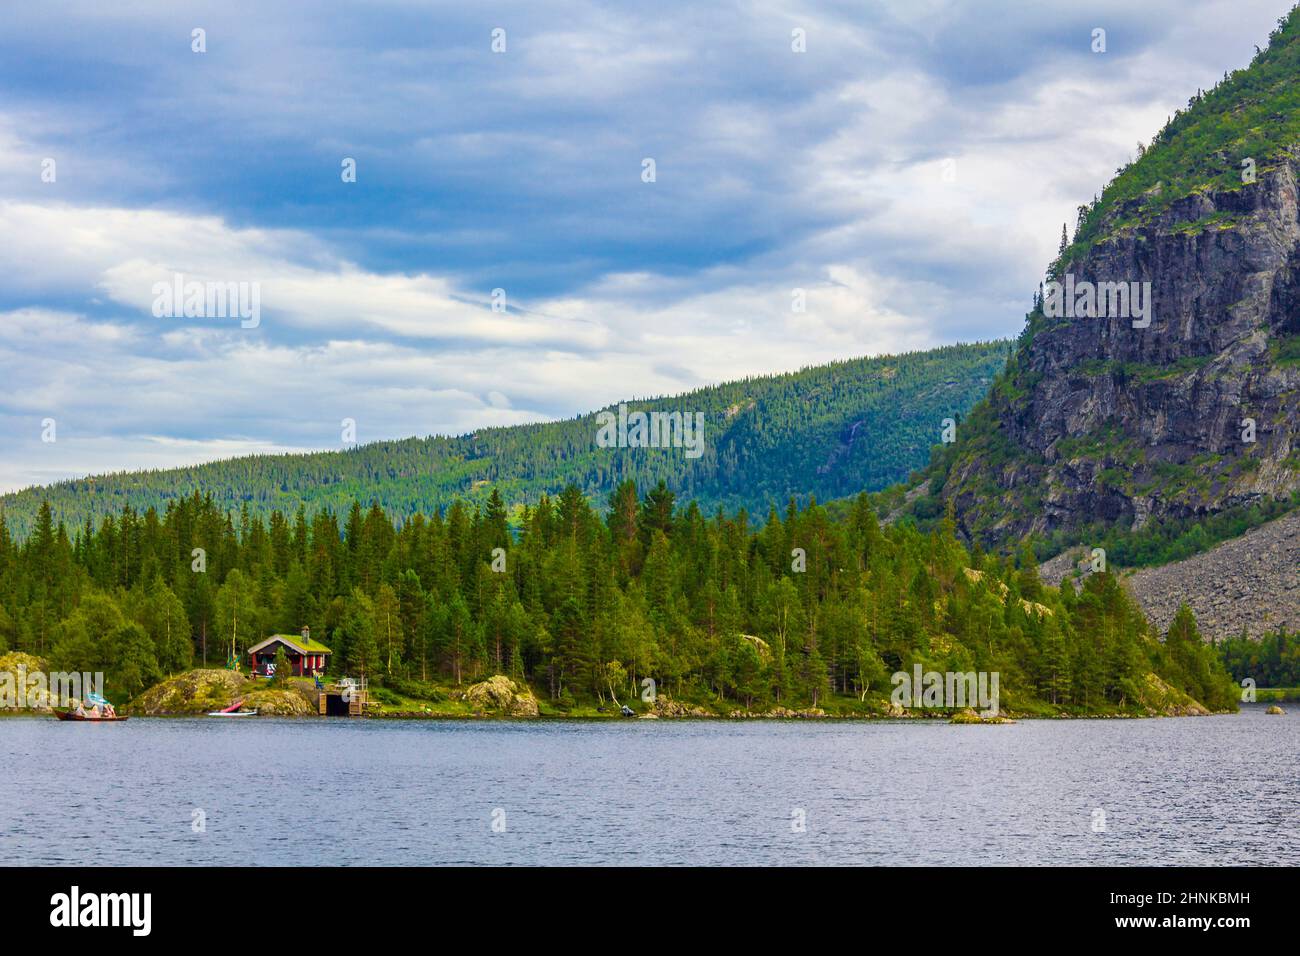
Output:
[{"xmin": 2, "ymin": 706, "xmax": 1294, "ymax": 865}]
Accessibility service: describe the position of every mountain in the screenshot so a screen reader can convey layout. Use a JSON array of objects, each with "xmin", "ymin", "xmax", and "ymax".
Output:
[
  {"xmin": 909, "ymin": 9, "xmax": 1300, "ymax": 557},
  {"xmin": 0, "ymin": 341, "xmax": 1009, "ymax": 539}
]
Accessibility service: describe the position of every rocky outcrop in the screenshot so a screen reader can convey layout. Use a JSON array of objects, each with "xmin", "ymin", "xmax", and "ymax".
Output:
[
  {"xmin": 1136, "ymin": 672, "xmax": 1212, "ymax": 717},
  {"xmin": 240, "ymin": 686, "xmax": 317, "ymax": 715},
  {"xmin": 950, "ymin": 709, "xmax": 1014, "ymax": 724},
  {"xmin": 764, "ymin": 706, "xmax": 827, "ymax": 718},
  {"xmin": 650, "ymin": 695, "xmax": 712, "ymax": 718},
  {"xmin": 726, "ymin": 706, "xmax": 827, "ymax": 718},
  {"xmin": 942, "ymin": 157, "xmax": 1300, "ymax": 545},
  {"xmin": 464, "ymin": 675, "xmax": 539, "ymax": 717},
  {"xmin": 128, "ymin": 669, "xmax": 251, "ymax": 715},
  {"xmin": 964, "ymin": 567, "xmax": 1055, "ymax": 617},
  {"xmin": 0, "ymin": 652, "xmax": 53, "ymax": 712}
]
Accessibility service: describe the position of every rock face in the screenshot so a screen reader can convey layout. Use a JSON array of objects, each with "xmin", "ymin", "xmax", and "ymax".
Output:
[
  {"xmin": 942, "ymin": 157, "xmax": 1300, "ymax": 545},
  {"xmin": 464, "ymin": 675, "xmax": 539, "ymax": 717}
]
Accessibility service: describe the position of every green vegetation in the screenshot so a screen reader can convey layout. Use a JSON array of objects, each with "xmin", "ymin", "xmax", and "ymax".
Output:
[
  {"xmin": 1032, "ymin": 491, "xmax": 1300, "ymax": 568},
  {"xmin": 0, "ymin": 484, "xmax": 1236, "ymax": 715},
  {"xmin": 0, "ymin": 342, "xmax": 1009, "ymax": 541},
  {"xmin": 271, "ymin": 645, "xmax": 290, "ymax": 686},
  {"xmin": 1255, "ymin": 688, "xmax": 1300, "ymax": 701},
  {"xmin": 1219, "ymin": 628, "xmax": 1300, "ymax": 691},
  {"xmin": 1270, "ymin": 332, "xmax": 1300, "ymax": 368},
  {"xmin": 1072, "ymin": 356, "xmax": 1213, "ymax": 384},
  {"xmin": 1167, "ymin": 211, "xmax": 1244, "ymax": 236}
]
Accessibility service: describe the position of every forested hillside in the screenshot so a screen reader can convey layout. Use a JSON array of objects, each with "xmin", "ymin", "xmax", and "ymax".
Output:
[
  {"xmin": 0, "ymin": 342, "xmax": 1008, "ymax": 540},
  {"xmin": 0, "ymin": 482, "xmax": 1236, "ymax": 716}
]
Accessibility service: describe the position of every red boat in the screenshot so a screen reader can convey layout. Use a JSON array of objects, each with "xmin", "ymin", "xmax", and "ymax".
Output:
[{"xmin": 53, "ymin": 709, "xmax": 128, "ymax": 722}]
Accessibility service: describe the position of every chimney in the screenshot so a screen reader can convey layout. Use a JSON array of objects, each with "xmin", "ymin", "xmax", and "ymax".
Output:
[{"xmin": 301, "ymin": 625, "xmax": 310, "ymax": 642}]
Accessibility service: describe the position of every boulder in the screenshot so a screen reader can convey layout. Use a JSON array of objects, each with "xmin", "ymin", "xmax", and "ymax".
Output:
[
  {"xmin": 1266, "ymin": 704, "xmax": 1285, "ymax": 715},
  {"xmin": 764, "ymin": 706, "xmax": 827, "ymax": 719},
  {"xmin": 242, "ymin": 685, "xmax": 317, "ymax": 715},
  {"xmin": 464, "ymin": 675, "xmax": 539, "ymax": 717},
  {"xmin": 950, "ymin": 708, "xmax": 1015, "ymax": 724},
  {"xmin": 650, "ymin": 694, "xmax": 712, "ymax": 718}
]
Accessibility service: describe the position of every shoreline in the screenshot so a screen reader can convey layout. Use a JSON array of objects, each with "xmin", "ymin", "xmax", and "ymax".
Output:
[
  {"xmin": 1, "ymin": 707, "xmax": 1245, "ymax": 722},
  {"xmin": 5, "ymin": 667, "xmax": 1246, "ymax": 722}
]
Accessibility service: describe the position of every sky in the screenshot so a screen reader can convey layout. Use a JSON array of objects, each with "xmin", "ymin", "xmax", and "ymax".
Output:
[{"xmin": 0, "ymin": 0, "xmax": 1291, "ymax": 493}]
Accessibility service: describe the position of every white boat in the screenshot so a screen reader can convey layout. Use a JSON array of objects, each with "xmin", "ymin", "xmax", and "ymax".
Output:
[{"xmin": 208, "ymin": 698, "xmax": 258, "ymax": 717}]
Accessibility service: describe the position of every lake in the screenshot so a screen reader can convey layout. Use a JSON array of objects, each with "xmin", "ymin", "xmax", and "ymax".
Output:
[{"xmin": 2, "ymin": 706, "xmax": 1295, "ymax": 865}]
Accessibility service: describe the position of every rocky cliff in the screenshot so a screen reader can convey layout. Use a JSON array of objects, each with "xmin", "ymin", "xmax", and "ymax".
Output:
[{"xmin": 925, "ymin": 15, "xmax": 1300, "ymax": 551}]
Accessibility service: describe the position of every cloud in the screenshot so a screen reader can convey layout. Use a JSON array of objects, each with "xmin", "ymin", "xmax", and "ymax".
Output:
[
  {"xmin": 0, "ymin": 0, "xmax": 1292, "ymax": 491},
  {"xmin": 0, "ymin": 201, "xmax": 608, "ymax": 349}
]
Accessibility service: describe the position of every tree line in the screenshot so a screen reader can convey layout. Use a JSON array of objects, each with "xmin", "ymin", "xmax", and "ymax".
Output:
[
  {"xmin": 0, "ymin": 482, "xmax": 1236, "ymax": 712},
  {"xmin": 1218, "ymin": 629, "xmax": 1300, "ymax": 689}
]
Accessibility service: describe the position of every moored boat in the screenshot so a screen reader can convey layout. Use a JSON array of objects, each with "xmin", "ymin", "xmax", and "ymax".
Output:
[
  {"xmin": 207, "ymin": 698, "xmax": 258, "ymax": 717},
  {"xmin": 54, "ymin": 709, "xmax": 128, "ymax": 722}
]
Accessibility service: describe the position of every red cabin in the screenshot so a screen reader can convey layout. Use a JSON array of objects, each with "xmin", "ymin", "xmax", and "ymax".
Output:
[{"xmin": 247, "ymin": 627, "xmax": 332, "ymax": 678}]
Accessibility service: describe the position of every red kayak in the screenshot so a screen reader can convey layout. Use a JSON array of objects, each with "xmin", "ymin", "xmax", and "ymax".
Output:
[{"xmin": 54, "ymin": 709, "xmax": 128, "ymax": 722}]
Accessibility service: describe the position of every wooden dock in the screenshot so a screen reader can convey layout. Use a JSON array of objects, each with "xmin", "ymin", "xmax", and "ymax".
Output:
[{"xmin": 315, "ymin": 677, "xmax": 368, "ymax": 716}]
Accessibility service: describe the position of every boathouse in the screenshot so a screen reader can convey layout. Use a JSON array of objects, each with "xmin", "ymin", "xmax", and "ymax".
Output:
[{"xmin": 247, "ymin": 627, "xmax": 332, "ymax": 678}]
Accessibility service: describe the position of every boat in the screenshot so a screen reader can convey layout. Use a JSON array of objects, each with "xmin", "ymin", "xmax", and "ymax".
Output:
[
  {"xmin": 54, "ymin": 709, "xmax": 128, "ymax": 722},
  {"xmin": 55, "ymin": 691, "xmax": 126, "ymax": 721},
  {"xmin": 207, "ymin": 698, "xmax": 258, "ymax": 717}
]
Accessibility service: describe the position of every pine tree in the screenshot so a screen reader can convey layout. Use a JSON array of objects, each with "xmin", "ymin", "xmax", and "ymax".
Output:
[
  {"xmin": 374, "ymin": 584, "xmax": 401, "ymax": 676},
  {"xmin": 341, "ymin": 587, "xmax": 378, "ymax": 679}
]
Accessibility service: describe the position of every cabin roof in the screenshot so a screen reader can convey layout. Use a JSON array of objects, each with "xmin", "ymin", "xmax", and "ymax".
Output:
[{"xmin": 247, "ymin": 634, "xmax": 333, "ymax": 656}]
